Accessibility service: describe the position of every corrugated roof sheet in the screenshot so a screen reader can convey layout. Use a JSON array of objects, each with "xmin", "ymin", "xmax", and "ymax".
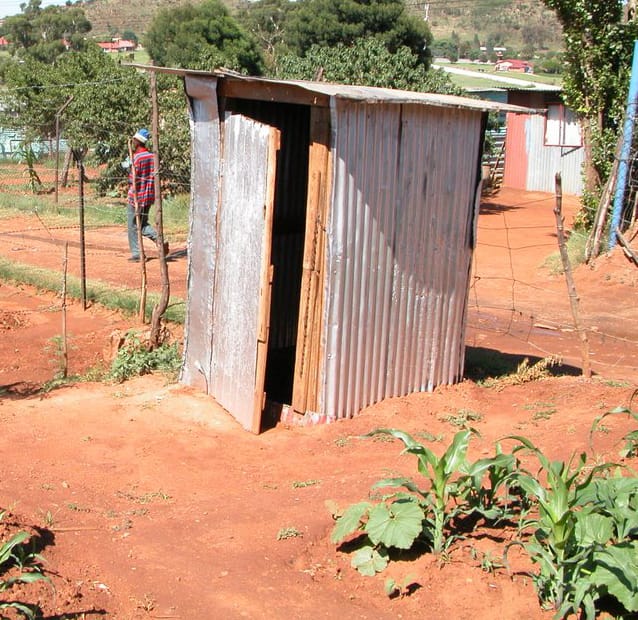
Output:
[{"xmin": 127, "ymin": 64, "xmax": 534, "ymax": 114}]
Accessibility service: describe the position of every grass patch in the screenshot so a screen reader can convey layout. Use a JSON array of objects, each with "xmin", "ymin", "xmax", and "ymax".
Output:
[
  {"xmin": 108, "ymin": 332, "xmax": 182, "ymax": 383},
  {"xmin": 542, "ymin": 229, "xmax": 588, "ymax": 274},
  {"xmin": 441, "ymin": 409, "xmax": 483, "ymax": 428},
  {"xmin": 0, "ymin": 191, "xmax": 190, "ymax": 240},
  {"xmin": 481, "ymin": 356, "xmax": 561, "ymax": 390},
  {"xmin": 0, "ymin": 256, "xmax": 185, "ymax": 324}
]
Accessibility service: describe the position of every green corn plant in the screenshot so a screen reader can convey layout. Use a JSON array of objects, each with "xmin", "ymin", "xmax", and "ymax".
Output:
[
  {"xmin": 460, "ymin": 441, "xmax": 521, "ymax": 523},
  {"xmin": 590, "ymin": 400, "xmax": 638, "ymax": 459},
  {"xmin": 331, "ymin": 428, "xmax": 520, "ymax": 576},
  {"xmin": 506, "ymin": 436, "xmax": 638, "ymax": 619},
  {"xmin": 0, "ymin": 512, "xmax": 50, "ymax": 619},
  {"xmin": 14, "ymin": 143, "xmax": 43, "ymax": 194}
]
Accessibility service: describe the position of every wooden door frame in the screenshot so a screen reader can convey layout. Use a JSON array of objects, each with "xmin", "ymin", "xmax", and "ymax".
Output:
[
  {"xmin": 291, "ymin": 106, "xmax": 332, "ymax": 415},
  {"xmin": 252, "ymin": 129, "xmax": 281, "ymax": 433}
]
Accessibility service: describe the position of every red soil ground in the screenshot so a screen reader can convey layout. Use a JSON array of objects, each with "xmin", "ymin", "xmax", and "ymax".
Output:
[{"xmin": 0, "ymin": 188, "xmax": 636, "ymax": 619}]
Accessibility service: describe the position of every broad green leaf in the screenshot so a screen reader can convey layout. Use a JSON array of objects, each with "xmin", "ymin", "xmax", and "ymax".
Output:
[
  {"xmin": 0, "ymin": 601, "xmax": 37, "ymax": 619},
  {"xmin": 0, "ymin": 531, "xmax": 30, "ymax": 564},
  {"xmin": 575, "ymin": 512, "xmax": 614, "ymax": 546},
  {"xmin": 365, "ymin": 500, "xmax": 424, "ymax": 550},
  {"xmin": 351, "ymin": 545, "xmax": 389, "ymax": 576},
  {"xmin": 384, "ymin": 577, "xmax": 398, "ymax": 596},
  {"xmin": 331, "ymin": 501, "xmax": 371, "ymax": 544},
  {"xmin": 591, "ymin": 542, "xmax": 638, "ymax": 612},
  {"xmin": 442, "ymin": 430, "xmax": 471, "ymax": 476},
  {"xmin": 371, "ymin": 476, "xmax": 423, "ymax": 496}
]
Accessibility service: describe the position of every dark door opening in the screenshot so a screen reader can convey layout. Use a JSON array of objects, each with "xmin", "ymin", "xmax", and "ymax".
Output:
[{"xmin": 224, "ymin": 99, "xmax": 311, "ymax": 426}]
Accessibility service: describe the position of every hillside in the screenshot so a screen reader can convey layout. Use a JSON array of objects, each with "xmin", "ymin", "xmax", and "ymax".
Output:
[
  {"xmin": 81, "ymin": 0, "xmax": 564, "ymax": 55},
  {"xmin": 424, "ymin": 0, "xmax": 563, "ymax": 52}
]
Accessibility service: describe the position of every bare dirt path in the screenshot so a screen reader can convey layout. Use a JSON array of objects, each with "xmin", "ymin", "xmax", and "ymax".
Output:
[{"xmin": 0, "ymin": 189, "xmax": 636, "ymax": 619}]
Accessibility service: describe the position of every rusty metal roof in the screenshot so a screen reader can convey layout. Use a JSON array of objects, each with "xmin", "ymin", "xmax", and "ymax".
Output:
[{"xmin": 127, "ymin": 64, "xmax": 535, "ymax": 114}]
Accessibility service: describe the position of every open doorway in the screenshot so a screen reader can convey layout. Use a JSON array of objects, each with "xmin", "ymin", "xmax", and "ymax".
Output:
[{"xmin": 223, "ymin": 99, "xmax": 311, "ymax": 424}]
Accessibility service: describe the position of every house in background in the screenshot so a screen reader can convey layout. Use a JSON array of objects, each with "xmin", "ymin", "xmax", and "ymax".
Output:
[
  {"xmin": 161, "ymin": 69, "xmax": 529, "ymax": 433},
  {"xmin": 97, "ymin": 39, "xmax": 136, "ymax": 53},
  {"xmin": 495, "ymin": 59, "xmax": 534, "ymax": 73},
  {"xmin": 473, "ymin": 86, "xmax": 584, "ymax": 195}
]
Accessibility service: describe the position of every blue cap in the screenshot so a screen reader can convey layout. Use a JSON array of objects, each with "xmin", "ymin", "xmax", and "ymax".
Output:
[{"xmin": 133, "ymin": 128, "xmax": 150, "ymax": 144}]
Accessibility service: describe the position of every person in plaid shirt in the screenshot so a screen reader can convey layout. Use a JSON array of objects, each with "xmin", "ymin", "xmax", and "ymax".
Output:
[{"xmin": 126, "ymin": 128, "xmax": 168, "ymax": 262}]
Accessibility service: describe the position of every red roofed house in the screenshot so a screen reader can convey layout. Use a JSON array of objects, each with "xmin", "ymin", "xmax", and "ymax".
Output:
[
  {"xmin": 97, "ymin": 39, "xmax": 136, "ymax": 53},
  {"xmin": 495, "ymin": 59, "xmax": 533, "ymax": 73}
]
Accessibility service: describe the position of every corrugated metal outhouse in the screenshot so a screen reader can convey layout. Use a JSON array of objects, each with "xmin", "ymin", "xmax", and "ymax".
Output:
[{"xmin": 177, "ymin": 70, "xmax": 525, "ymax": 433}]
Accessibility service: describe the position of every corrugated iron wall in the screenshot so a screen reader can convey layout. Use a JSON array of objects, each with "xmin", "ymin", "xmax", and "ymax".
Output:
[
  {"xmin": 321, "ymin": 100, "xmax": 482, "ymax": 420},
  {"xmin": 224, "ymin": 100, "xmax": 310, "ymax": 351},
  {"xmin": 504, "ymin": 112, "xmax": 584, "ymax": 195},
  {"xmin": 208, "ymin": 115, "xmax": 275, "ymax": 429},
  {"xmin": 503, "ymin": 112, "xmax": 528, "ymax": 190},
  {"xmin": 181, "ymin": 76, "xmax": 220, "ymax": 392},
  {"xmin": 525, "ymin": 115, "xmax": 584, "ymax": 195}
]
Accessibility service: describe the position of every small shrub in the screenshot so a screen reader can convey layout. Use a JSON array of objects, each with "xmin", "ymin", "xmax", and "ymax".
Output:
[
  {"xmin": 482, "ymin": 356, "xmax": 561, "ymax": 390},
  {"xmin": 506, "ymin": 436, "xmax": 638, "ymax": 619},
  {"xmin": 0, "ymin": 510, "xmax": 50, "ymax": 619},
  {"xmin": 331, "ymin": 429, "xmax": 518, "ymax": 573},
  {"xmin": 108, "ymin": 332, "xmax": 182, "ymax": 383},
  {"xmin": 590, "ymin": 396, "xmax": 638, "ymax": 459}
]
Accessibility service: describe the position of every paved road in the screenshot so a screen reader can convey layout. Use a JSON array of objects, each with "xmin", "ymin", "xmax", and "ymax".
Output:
[{"xmin": 433, "ymin": 64, "xmax": 562, "ymax": 90}]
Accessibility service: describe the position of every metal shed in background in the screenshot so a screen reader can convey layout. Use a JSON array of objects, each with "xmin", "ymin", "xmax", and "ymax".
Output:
[{"xmin": 178, "ymin": 70, "xmax": 527, "ymax": 433}]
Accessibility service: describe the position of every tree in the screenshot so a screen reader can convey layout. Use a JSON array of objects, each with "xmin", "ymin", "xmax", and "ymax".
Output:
[
  {"xmin": 235, "ymin": 0, "xmax": 294, "ymax": 68},
  {"xmin": 542, "ymin": 0, "xmax": 638, "ymax": 204},
  {"xmin": 285, "ymin": 0, "xmax": 432, "ymax": 66},
  {"xmin": 0, "ymin": 43, "xmax": 149, "ymax": 194},
  {"xmin": 274, "ymin": 37, "xmax": 461, "ymax": 95},
  {"xmin": 121, "ymin": 30, "xmax": 138, "ymax": 45},
  {"xmin": 144, "ymin": 0, "xmax": 264, "ymax": 74},
  {"xmin": 2, "ymin": 0, "xmax": 91, "ymax": 64}
]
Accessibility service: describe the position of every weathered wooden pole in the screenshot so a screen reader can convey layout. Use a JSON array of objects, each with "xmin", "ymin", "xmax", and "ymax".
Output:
[
  {"xmin": 149, "ymin": 68, "xmax": 170, "ymax": 348},
  {"xmin": 554, "ymin": 172, "xmax": 591, "ymax": 378}
]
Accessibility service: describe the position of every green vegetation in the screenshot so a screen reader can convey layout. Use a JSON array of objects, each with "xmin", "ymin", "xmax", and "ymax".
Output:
[
  {"xmin": 0, "ymin": 189, "xmax": 189, "ymax": 237},
  {"xmin": 275, "ymin": 37, "xmax": 461, "ymax": 94},
  {"xmin": 331, "ymin": 429, "xmax": 518, "ymax": 560},
  {"xmin": 541, "ymin": 0, "xmax": 638, "ymax": 230},
  {"xmin": 507, "ymin": 436, "xmax": 638, "ymax": 619},
  {"xmin": 108, "ymin": 331, "xmax": 182, "ymax": 383},
  {"xmin": 426, "ymin": 0, "xmax": 563, "ymax": 55},
  {"xmin": 440, "ymin": 409, "xmax": 483, "ymax": 428},
  {"xmin": 0, "ymin": 510, "xmax": 50, "ymax": 619},
  {"xmin": 1, "ymin": 0, "xmax": 91, "ymax": 64},
  {"xmin": 542, "ymin": 229, "xmax": 588, "ymax": 275},
  {"xmin": 144, "ymin": 0, "xmax": 264, "ymax": 74},
  {"xmin": 331, "ymin": 417, "xmax": 638, "ymax": 618},
  {"xmin": 0, "ymin": 257, "xmax": 186, "ymax": 324},
  {"xmin": 284, "ymin": 0, "xmax": 432, "ymax": 65},
  {"xmin": 591, "ymin": 398, "xmax": 638, "ymax": 458}
]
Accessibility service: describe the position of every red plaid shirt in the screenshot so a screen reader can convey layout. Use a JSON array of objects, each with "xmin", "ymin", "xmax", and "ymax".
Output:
[{"xmin": 128, "ymin": 146, "xmax": 155, "ymax": 209}]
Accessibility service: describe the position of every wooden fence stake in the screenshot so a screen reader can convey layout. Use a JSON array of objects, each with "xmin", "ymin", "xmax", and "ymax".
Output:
[
  {"xmin": 61, "ymin": 242, "xmax": 69, "ymax": 379},
  {"xmin": 554, "ymin": 172, "xmax": 591, "ymax": 378},
  {"xmin": 149, "ymin": 68, "xmax": 170, "ymax": 348}
]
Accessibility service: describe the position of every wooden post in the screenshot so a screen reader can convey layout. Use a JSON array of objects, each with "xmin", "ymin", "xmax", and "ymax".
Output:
[
  {"xmin": 73, "ymin": 148, "xmax": 87, "ymax": 310},
  {"xmin": 54, "ymin": 96, "xmax": 73, "ymax": 206},
  {"xmin": 61, "ymin": 242, "xmax": 69, "ymax": 379},
  {"xmin": 129, "ymin": 138, "xmax": 148, "ymax": 323},
  {"xmin": 291, "ymin": 107, "xmax": 331, "ymax": 415},
  {"xmin": 554, "ymin": 173, "xmax": 591, "ymax": 378},
  {"xmin": 149, "ymin": 69, "xmax": 170, "ymax": 348}
]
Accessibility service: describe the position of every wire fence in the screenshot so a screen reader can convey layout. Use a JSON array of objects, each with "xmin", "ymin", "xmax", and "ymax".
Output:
[
  {"xmin": 467, "ymin": 190, "xmax": 638, "ymax": 382},
  {"xmin": 1, "ymin": 185, "xmax": 636, "ymax": 383}
]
